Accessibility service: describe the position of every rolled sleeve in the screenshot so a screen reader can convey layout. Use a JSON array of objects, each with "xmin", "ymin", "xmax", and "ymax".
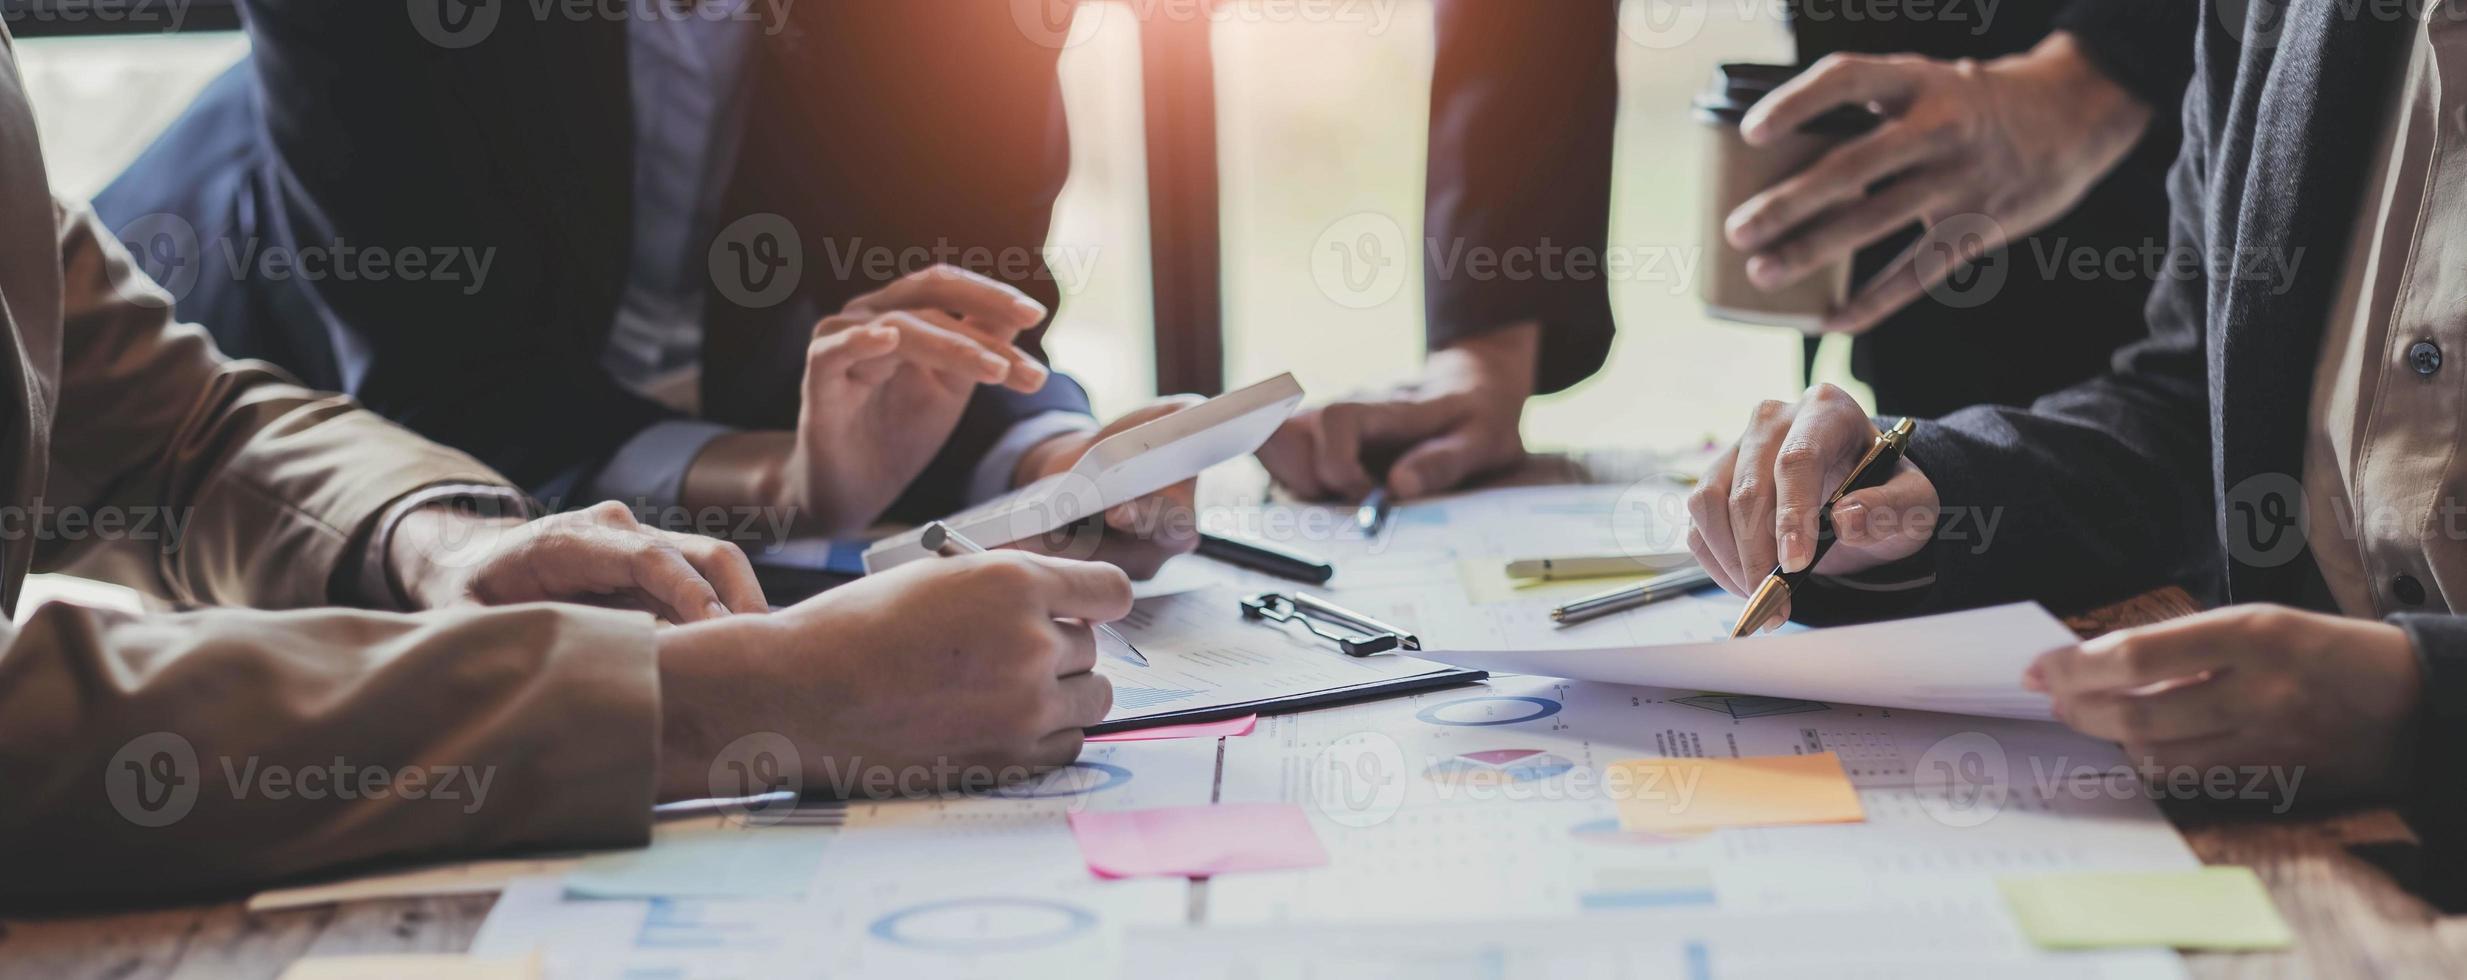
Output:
[{"xmin": 967, "ymin": 411, "xmax": 1100, "ymax": 506}]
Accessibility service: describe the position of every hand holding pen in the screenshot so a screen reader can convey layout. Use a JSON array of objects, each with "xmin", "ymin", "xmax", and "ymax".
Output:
[
  {"xmin": 923, "ymin": 522, "xmax": 1151, "ymax": 666},
  {"xmin": 1685, "ymin": 386, "xmax": 1940, "ymax": 633}
]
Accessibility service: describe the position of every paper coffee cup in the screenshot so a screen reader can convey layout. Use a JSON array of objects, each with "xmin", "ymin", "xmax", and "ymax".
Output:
[{"xmin": 1695, "ymin": 63, "xmax": 1879, "ymax": 333}]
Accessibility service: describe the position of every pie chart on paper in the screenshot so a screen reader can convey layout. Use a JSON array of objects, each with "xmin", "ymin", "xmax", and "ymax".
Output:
[{"xmin": 1421, "ymin": 749, "xmax": 1577, "ymax": 787}]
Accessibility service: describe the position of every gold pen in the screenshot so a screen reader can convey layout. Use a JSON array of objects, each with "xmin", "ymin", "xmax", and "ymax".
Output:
[{"xmin": 1728, "ymin": 417, "xmax": 1917, "ymax": 637}]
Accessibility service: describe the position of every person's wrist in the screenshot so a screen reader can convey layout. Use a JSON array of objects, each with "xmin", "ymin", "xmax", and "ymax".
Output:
[
  {"xmin": 1011, "ymin": 430, "xmax": 1087, "ymax": 490},
  {"xmin": 653, "ymin": 616, "xmax": 784, "ymax": 801},
  {"xmin": 387, "ymin": 505, "xmax": 524, "ymax": 610},
  {"xmin": 683, "ymin": 430, "xmax": 804, "ymax": 531},
  {"xmin": 1428, "ymin": 320, "xmax": 1540, "ymax": 402},
  {"xmin": 2001, "ymin": 32, "xmax": 2150, "ymax": 165}
]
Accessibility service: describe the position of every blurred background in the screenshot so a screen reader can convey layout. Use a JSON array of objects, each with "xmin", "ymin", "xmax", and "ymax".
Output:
[{"xmin": 15, "ymin": 0, "xmax": 1863, "ymax": 460}]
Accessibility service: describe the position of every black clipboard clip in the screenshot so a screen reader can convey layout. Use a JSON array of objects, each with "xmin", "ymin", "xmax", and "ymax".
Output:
[{"xmin": 1240, "ymin": 592, "xmax": 1421, "ymax": 657}]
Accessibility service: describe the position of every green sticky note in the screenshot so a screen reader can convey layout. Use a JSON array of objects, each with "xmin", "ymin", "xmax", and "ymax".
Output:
[{"xmin": 1998, "ymin": 867, "xmax": 2294, "ymax": 951}]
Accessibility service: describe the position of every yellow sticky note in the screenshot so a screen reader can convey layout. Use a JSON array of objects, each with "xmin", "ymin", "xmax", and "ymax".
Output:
[
  {"xmin": 1607, "ymin": 752, "xmax": 1865, "ymax": 834},
  {"xmin": 280, "ymin": 954, "xmax": 540, "ymax": 980},
  {"xmin": 1998, "ymin": 867, "xmax": 2294, "ymax": 951}
]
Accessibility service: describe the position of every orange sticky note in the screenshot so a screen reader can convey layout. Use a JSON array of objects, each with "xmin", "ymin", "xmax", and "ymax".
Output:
[{"xmin": 1607, "ymin": 752, "xmax": 1865, "ymax": 834}]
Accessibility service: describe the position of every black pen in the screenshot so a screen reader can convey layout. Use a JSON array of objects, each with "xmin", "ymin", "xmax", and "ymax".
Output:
[
  {"xmin": 1198, "ymin": 533, "xmax": 1335, "ymax": 584},
  {"xmin": 1729, "ymin": 417, "xmax": 1916, "ymax": 637}
]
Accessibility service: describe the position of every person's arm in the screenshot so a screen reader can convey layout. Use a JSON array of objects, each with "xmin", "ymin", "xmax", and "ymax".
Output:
[
  {"xmin": 2051, "ymin": 0, "xmax": 2202, "ymax": 116},
  {"xmin": 1425, "ymin": 0, "xmax": 1619, "ymax": 395},
  {"xmin": 1690, "ymin": 54, "xmax": 2221, "ymax": 624},
  {"xmin": 235, "ymin": 0, "xmax": 675, "ymax": 498}
]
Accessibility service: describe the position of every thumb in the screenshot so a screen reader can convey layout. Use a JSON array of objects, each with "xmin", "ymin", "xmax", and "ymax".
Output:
[
  {"xmin": 1101, "ymin": 394, "xmax": 1206, "ymax": 438},
  {"xmin": 1386, "ymin": 430, "xmax": 1492, "ymax": 500},
  {"xmin": 1827, "ymin": 467, "xmax": 1938, "ymax": 555}
]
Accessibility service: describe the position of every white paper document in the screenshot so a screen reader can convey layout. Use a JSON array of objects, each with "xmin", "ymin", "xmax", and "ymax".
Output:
[
  {"xmin": 1126, "ymin": 913, "xmax": 2187, "ymax": 979},
  {"xmin": 865, "ymin": 373, "xmax": 1305, "ymax": 570},
  {"xmin": 1414, "ymin": 603, "xmax": 2081, "ymax": 720},
  {"xmin": 1095, "ymin": 587, "xmax": 1475, "ymax": 729}
]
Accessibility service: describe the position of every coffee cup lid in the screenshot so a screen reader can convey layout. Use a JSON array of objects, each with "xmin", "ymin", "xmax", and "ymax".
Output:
[{"xmin": 1694, "ymin": 62, "xmax": 1879, "ymax": 137}]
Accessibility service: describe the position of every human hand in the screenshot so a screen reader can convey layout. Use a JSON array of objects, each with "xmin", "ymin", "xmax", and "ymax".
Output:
[
  {"xmin": 684, "ymin": 265, "xmax": 1053, "ymax": 536},
  {"xmin": 652, "ymin": 551, "xmax": 1131, "ymax": 799},
  {"xmin": 391, "ymin": 501, "xmax": 769, "ymax": 623},
  {"xmin": 1723, "ymin": 33, "xmax": 2153, "ymax": 334},
  {"xmin": 1688, "ymin": 384, "xmax": 1937, "ymax": 629},
  {"xmin": 1257, "ymin": 321, "xmax": 1535, "ymax": 501},
  {"xmin": 2026, "ymin": 605, "xmax": 2422, "ymax": 799},
  {"xmin": 1007, "ymin": 397, "xmax": 1206, "ymax": 580}
]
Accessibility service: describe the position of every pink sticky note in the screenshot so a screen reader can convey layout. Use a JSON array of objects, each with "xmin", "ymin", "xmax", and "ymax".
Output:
[
  {"xmin": 1067, "ymin": 804, "xmax": 1328, "ymax": 879},
  {"xmin": 1085, "ymin": 714, "xmax": 1258, "ymax": 743}
]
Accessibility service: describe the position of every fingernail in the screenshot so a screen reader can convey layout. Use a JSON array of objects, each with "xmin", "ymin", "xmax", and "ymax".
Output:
[
  {"xmin": 1747, "ymin": 256, "xmax": 1782, "ymax": 289},
  {"xmin": 1389, "ymin": 471, "xmax": 1419, "ymax": 499},
  {"xmin": 706, "ymin": 601, "xmax": 730, "ymax": 619},
  {"xmin": 1013, "ymin": 298, "xmax": 1046, "ymax": 319},
  {"xmin": 1835, "ymin": 501, "xmax": 1867, "ymax": 539},
  {"xmin": 1780, "ymin": 529, "xmax": 1807, "ymax": 572},
  {"xmin": 979, "ymin": 353, "xmax": 1009, "ymax": 377}
]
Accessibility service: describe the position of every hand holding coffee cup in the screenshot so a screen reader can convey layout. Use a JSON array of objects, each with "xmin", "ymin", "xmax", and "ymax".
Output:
[{"xmin": 1706, "ymin": 37, "xmax": 2155, "ymax": 335}]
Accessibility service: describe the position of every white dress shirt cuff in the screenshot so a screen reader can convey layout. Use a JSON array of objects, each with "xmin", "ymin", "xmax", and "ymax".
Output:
[
  {"xmin": 588, "ymin": 419, "xmax": 740, "ymax": 510},
  {"xmin": 968, "ymin": 411, "xmax": 1101, "ymax": 505}
]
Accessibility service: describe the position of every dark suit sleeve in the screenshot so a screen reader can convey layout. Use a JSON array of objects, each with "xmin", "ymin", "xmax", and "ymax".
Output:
[
  {"xmin": 1425, "ymin": 0, "xmax": 1620, "ymax": 394},
  {"xmin": 238, "ymin": 0, "xmax": 672, "ymax": 500},
  {"xmin": 2390, "ymin": 614, "xmax": 2467, "ymax": 889},
  {"xmin": 1793, "ymin": 36, "xmax": 2221, "ymax": 624},
  {"xmin": 2053, "ymin": 0, "xmax": 2201, "ymax": 113}
]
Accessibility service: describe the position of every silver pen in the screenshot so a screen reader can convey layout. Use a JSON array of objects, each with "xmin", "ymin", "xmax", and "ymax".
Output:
[
  {"xmin": 1356, "ymin": 487, "xmax": 1392, "ymax": 536},
  {"xmin": 1549, "ymin": 567, "xmax": 1718, "ymax": 626},
  {"xmin": 920, "ymin": 522, "xmax": 1150, "ymax": 667}
]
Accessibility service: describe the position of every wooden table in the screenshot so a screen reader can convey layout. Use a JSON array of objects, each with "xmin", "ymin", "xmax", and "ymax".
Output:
[{"xmin": 9, "ymin": 458, "xmax": 2467, "ymax": 978}]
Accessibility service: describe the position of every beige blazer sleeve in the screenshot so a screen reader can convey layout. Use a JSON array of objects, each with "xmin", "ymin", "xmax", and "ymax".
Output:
[
  {"xmin": 33, "ymin": 200, "xmax": 511, "ymax": 609},
  {"xmin": 0, "ymin": 204, "xmax": 663, "ymax": 904}
]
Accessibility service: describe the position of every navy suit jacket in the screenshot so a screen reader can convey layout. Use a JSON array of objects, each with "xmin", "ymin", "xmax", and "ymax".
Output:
[{"xmin": 98, "ymin": 0, "xmax": 1089, "ymax": 514}]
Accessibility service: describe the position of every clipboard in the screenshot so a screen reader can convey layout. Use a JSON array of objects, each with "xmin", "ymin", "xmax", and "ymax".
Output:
[{"xmin": 1085, "ymin": 589, "xmax": 1487, "ymax": 735}]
